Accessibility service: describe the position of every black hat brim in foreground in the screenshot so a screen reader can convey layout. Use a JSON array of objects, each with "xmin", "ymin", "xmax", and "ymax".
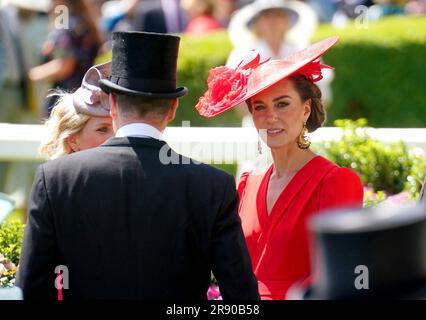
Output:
[
  {"xmin": 287, "ymin": 282, "xmax": 426, "ymax": 300},
  {"xmin": 99, "ymin": 79, "xmax": 188, "ymax": 99}
]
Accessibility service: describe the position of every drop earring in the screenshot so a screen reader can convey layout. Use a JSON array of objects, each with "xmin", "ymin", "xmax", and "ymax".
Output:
[
  {"xmin": 297, "ymin": 122, "xmax": 311, "ymax": 149},
  {"xmin": 258, "ymin": 136, "xmax": 263, "ymax": 155}
]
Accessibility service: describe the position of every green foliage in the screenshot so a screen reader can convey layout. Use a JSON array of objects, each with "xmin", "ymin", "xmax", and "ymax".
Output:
[
  {"xmin": 314, "ymin": 17, "xmax": 426, "ymax": 127},
  {"xmin": 0, "ymin": 221, "xmax": 25, "ymax": 265},
  {"xmin": 0, "ymin": 221, "xmax": 24, "ymax": 287},
  {"xmin": 314, "ymin": 119, "xmax": 426, "ymax": 195},
  {"xmin": 363, "ymin": 189, "xmax": 388, "ymax": 208}
]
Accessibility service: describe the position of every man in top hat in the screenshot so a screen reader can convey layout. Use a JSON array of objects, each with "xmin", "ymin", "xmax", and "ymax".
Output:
[
  {"xmin": 287, "ymin": 204, "xmax": 426, "ymax": 300},
  {"xmin": 17, "ymin": 31, "xmax": 259, "ymax": 300}
]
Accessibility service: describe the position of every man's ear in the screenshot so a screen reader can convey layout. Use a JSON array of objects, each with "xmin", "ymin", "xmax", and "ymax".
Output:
[
  {"xmin": 109, "ymin": 93, "xmax": 118, "ymax": 120},
  {"xmin": 166, "ymin": 99, "xmax": 179, "ymax": 123}
]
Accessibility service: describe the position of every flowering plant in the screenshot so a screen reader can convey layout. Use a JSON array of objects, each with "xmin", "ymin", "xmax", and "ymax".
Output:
[
  {"xmin": 0, "ymin": 221, "xmax": 24, "ymax": 288},
  {"xmin": 0, "ymin": 253, "xmax": 17, "ymax": 288},
  {"xmin": 207, "ymin": 284, "xmax": 222, "ymax": 300}
]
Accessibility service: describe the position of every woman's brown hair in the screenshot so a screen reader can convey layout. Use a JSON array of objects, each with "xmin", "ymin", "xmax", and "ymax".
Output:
[{"xmin": 288, "ymin": 75, "xmax": 326, "ymax": 132}]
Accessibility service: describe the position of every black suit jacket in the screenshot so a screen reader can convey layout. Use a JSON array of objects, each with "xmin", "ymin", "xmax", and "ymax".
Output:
[{"xmin": 17, "ymin": 137, "xmax": 259, "ymax": 300}]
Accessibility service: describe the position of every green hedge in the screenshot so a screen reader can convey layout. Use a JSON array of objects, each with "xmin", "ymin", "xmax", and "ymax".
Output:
[
  {"xmin": 314, "ymin": 16, "xmax": 426, "ymax": 128},
  {"xmin": 0, "ymin": 221, "xmax": 24, "ymax": 266},
  {"xmin": 314, "ymin": 119, "xmax": 426, "ymax": 196}
]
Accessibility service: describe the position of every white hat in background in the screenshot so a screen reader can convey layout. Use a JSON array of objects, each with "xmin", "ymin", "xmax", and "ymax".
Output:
[{"xmin": 228, "ymin": 0, "xmax": 319, "ymax": 48}]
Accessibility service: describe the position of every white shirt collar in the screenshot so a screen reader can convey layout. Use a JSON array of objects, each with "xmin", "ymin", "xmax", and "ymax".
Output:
[{"xmin": 115, "ymin": 123, "xmax": 164, "ymax": 140}]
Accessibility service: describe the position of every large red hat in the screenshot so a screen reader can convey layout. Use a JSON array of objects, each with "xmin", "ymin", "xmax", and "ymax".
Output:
[{"xmin": 196, "ymin": 36, "xmax": 339, "ymax": 118}]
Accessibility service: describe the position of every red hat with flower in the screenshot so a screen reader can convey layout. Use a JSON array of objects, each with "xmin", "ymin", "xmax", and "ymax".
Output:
[{"xmin": 196, "ymin": 36, "xmax": 339, "ymax": 118}]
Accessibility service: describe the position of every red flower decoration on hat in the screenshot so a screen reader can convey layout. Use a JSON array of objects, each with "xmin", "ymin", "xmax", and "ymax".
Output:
[
  {"xmin": 196, "ymin": 54, "xmax": 268, "ymax": 118},
  {"xmin": 295, "ymin": 60, "xmax": 333, "ymax": 82}
]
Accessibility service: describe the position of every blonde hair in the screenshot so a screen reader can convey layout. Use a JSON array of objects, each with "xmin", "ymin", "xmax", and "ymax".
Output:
[{"xmin": 40, "ymin": 91, "xmax": 91, "ymax": 159}]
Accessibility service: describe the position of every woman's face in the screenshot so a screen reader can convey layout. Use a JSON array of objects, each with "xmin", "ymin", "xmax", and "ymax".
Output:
[
  {"xmin": 254, "ymin": 9, "xmax": 290, "ymax": 41},
  {"xmin": 250, "ymin": 78, "xmax": 310, "ymax": 150},
  {"xmin": 70, "ymin": 116, "xmax": 113, "ymax": 152}
]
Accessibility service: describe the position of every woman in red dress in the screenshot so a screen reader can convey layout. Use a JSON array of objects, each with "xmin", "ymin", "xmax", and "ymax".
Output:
[{"xmin": 196, "ymin": 36, "xmax": 364, "ymax": 300}]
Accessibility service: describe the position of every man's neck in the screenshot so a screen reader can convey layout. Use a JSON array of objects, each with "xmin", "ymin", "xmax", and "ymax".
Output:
[{"xmin": 114, "ymin": 118, "xmax": 166, "ymax": 134}]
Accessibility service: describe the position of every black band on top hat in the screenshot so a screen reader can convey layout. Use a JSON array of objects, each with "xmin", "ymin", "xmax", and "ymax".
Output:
[{"xmin": 108, "ymin": 76, "xmax": 176, "ymax": 94}]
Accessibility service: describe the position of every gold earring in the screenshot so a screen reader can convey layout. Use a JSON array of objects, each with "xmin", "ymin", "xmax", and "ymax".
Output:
[{"xmin": 297, "ymin": 122, "xmax": 311, "ymax": 149}]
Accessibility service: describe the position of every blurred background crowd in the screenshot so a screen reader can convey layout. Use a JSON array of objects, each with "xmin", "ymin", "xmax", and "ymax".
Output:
[{"xmin": 1, "ymin": 0, "xmax": 425, "ymax": 124}]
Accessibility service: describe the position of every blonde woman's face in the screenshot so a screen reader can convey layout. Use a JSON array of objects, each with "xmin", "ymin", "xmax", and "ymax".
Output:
[{"xmin": 70, "ymin": 116, "xmax": 113, "ymax": 152}]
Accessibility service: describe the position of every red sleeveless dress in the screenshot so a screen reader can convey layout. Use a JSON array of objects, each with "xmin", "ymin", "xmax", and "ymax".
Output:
[{"xmin": 237, "ymin": 156, "xmax": 363, "ymax": 300}]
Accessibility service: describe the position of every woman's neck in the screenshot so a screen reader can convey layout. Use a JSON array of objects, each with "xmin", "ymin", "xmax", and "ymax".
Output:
[
  {"xmin": 270, "ymin": 145, "xmax": 317, "ymax": 178},
  {"xmin": 267, "ymin": 39, "xmax": 282, "ymax": 57},
  {"xmin": 264, "ymin": 33, "xmax": 285, "ymax": 57}
]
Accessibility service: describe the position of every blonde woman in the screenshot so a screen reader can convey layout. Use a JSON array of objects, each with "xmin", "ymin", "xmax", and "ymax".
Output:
[{"xmin": 40, "ymin": 62, "xmax": 113, "ymax": 159}]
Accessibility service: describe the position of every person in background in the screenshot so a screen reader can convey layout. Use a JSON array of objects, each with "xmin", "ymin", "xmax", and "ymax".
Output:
[
  {"xmin": 132, "ymin": 0, "xmax": 188, "ymax": 34},
  {"xmin": 227, "ymin": 0, "xmax": 318, "ymax": 66},
  {"xmin": 226, "ymin": 0, "xmax": 327, "ymax": 118},
  {"xmin": 100, "ymin": 0, "xmax": 141, "ymax": 33},
  {"xmin": 29, "ymin": 0, "xmax": 103, "ymax": 118},
  {"xmin": 367, "ymin": 0, "xmax": 407, "ymax": 20},
  {"xmin": 0, "ymin": 0, "xmax": 50, "ymax": 122},
  {"xmin": 306, "ymin": 0, "xmax": 337, "ymax": 22},
  {"xmin": 0, "ymin": 0, "xmax": 50, "ymax": 212},
  {"xmin": 405, "ymin": 0, "xmax": 426, "ymax": 14},
  {"xmin": 182, "ymin": 0, "xmax": 223, "ymax": 36},
  {"xmin": 196, "ymin": 36, "xmax": 364, "ymax": 299},
  {"xmin": 212, "ymin": 0, "xmax": 237, "ymax": 27},
  {"xmin": 40, "ymin": 62, "xmax": 113, "ymax": 159}
]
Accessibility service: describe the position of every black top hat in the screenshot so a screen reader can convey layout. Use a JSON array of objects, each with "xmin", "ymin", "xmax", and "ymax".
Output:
[
  {"xmin": 287, "ymin": 204, "xmax": 426, "ymax": 300},
  {"xmin": 99, "ymin": 31, "xmax": 188, "ymax": 98}
]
